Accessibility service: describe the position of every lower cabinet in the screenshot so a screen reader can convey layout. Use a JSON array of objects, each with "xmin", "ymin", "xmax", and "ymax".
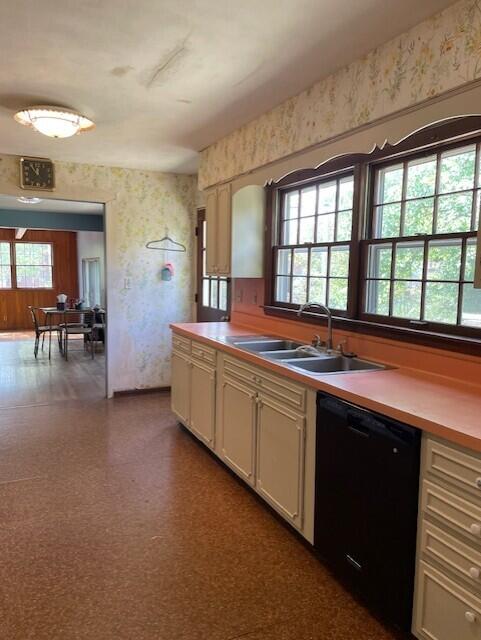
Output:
[
  {"xmin": 190, "ymin": 359, "xmax": 216, "ymax": 448},
  {"xmin": 171, "ymin": 351, "xmax": 191, "ymax": 425},
  {"xmin": 219, "ymin": 376, "xmax": 257, "ymax": 485},
  {"xmin": 256, "ymin": 394, "xmax": 305, "ymax": 529}
]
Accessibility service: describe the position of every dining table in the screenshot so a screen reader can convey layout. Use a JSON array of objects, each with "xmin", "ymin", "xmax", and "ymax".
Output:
[{"xmin": 39, "ymin": 307, "xmax": 100, "ymax": 359}]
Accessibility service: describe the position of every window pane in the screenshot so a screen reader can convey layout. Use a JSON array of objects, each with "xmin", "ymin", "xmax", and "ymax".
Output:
[
  {"xmin": 219, "ymin": 280, "xmax": 227, "ymax": 311},
  {"xmin": 465, "ymin": 239, "xmax": 476, "ymax": 281},
  {"xmin": 436, "ymin": 193, "xmax": 472, "ymax": 234},
  {"xmin": 339, "ymin": 176, "xmax": 354, "ymax": 210},
  {"xmin": 374, "ymin": 203, "xmax": 401, "ymax": 238},
  {"xmin": 276, "ymin": 276, "xmax": 290, "ymax": 303},
  {"xmin": 318, "ymin": 181, "xmax": 336, "ymax": 213},
  {"xmin": 439, "ymin": 145, "xmax": 475, "ymax": 193},
  {"xmin": 300, "ymin": 186, "xmax": 316, "ymax": 217},
  {"xmin": 392, "ymin": 281, "xmax": 422, "ymax": 319},
  {"xmin": 202, "ymin": 249, "xmax": 207, "ymax": 277},
  {"xmin": 336, "ymin": 209, "xmax": 352, "ymax": 241},
  {"xmin": 461, "ymin": 284, "xmax": 481, "ymax": 327},
  {"xmin": 277, "ymin": 249, "xmax": 291, "ymax": 275},
  {"xmin": 368, "ymin": 244, "xmax": 392, "ymax": 279},
  {"xmin": 366, "ymin": 280, "xmax": 390, "ymax": 316},
  {"xmin": 427, "ymin": 240, "xmax": 462, "ymax": 281},
  {"xmin": 316, "ymin": 214, "xmax": 335, "ymax": 242},
  {"xmin": 406, "ymin": 156, "xmax": 436, "ymax": 198},
  {"xmin": 403, "ymin": 198, "xmax": 434, "ymax": 236},
  {"xmin": 328, "ymin": 278, "xmax": 348, "ymax": 310},
  {"xmin": 282, "ymin": 219, "xmax": 298, "ymax": 244},
  {"xmin": 376, "ymin": 164, "xmax": 403, "ymax": 204},
  {"xmin": 202, "ymin": 221, "xmax": 207, "ymax": 250},
  {"xmin": 292, "ymin": 248, "xmax": 308, "ymax": 275},
  {"xmin": 210, "ymin": 280, "xmax": 218, "ymax": 308},
  {"xmin": 330, "ymin": 246, "xmax": 350, "ymax": 277},
  {"xmin": 309, "ymin": 277, "xmax": 327, "ymax": 304},
  {"xmin": 310, "ymin": 247, "xmax": 328, "ymax": 277},
  {"xmin": 424, "ymin": 282, "xmax": 459, "ymax": 324},
  {"xmin": 202, "ymin": 279, "xmax": 209, "ymax": 306},
  {"xmin": 395, "ymin": 243, "xmax": 424, "ymax": 280},
  {"xmin": 0, "ymin": 242, "xmax": 10, "ymax": 264},
  {"xmin": 299, "ymin": 216, "xmax": 315, "ymax": 243},
  {"xmin": 292, "ymin": 277, "xmax": 307, "ymax": 304},
  {"xmin": 16, "ymin": 265, "xmax": 53, "ymax": 288},
  {"xmin": 283, "ymin": 191, "xmax": 299, "ymax": 219},
  {"xmin": 15, "ymin": 243, "xmax": 52, "ymax": 266},
  {"xmin": 0, "ymin": 265, "xmax": 11, "ymax": 288}
]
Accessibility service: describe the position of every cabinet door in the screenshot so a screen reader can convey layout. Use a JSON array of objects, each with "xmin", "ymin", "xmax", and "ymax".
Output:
[
  {"xmin": 171, "ymin": 351, "xmax": 191, "ymax": 425},
  {"xmin": 256, "ymin": 394, "xmax": 305, "ymax": 529},
  {"xmin": 219, "ymin": 376, "xmax": 256, "ymax": 485},
  {"xmin": 216, "ymin": 183, "xmax": 232, "ymax": 275},
  {"xmin": 205, "ymin": 189, "xmax": 218, "ymax": 275},
  {"xmin": 190, "ymin": 360, "xmax": 216, "ymax": 449}
]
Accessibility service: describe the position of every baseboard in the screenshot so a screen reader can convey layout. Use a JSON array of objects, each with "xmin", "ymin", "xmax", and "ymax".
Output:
[{"xmin": 113, "ymin": 386, "xmax": 171, "ymax": 398}]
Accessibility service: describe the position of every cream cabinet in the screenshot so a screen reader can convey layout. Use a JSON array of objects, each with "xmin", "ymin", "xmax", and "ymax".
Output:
[
  {"xmin": 205, "ymin": 183, "xmax": 231, "ymax": 276},
  {"xmin": 171, "ymin": 351, "xmax": 191, "ymax": 426},
  {"xmin": 413, "ymin": 434, "xmax": 481, "ymax": 639},
  {"xmin": 190, "ymin": 359, "xmax": 216, "ymax": 448}
]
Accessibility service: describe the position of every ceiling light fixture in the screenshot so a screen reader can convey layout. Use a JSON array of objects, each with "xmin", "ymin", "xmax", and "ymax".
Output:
[
  {"xmin": 17, "ymin": 197, "xmax": 43, "ymax": 204},
  {"xmin": 14, "ymin": 106, "xmax": 95, "ymax": 138}
]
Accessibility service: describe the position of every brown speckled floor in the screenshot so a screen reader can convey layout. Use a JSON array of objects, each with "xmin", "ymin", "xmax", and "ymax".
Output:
[{"xmin": 0, "ymin": 389, "xmax": 400, "ymax": 639}]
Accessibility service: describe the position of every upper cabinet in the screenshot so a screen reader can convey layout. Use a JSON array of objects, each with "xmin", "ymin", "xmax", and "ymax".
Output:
[
  {"xmin": 204, "ymin": 183, "xmax": 265, "ymax": 277},
  {"xmin": 205, "ymin": 183, "xmax": 232, "ymax": 276}
]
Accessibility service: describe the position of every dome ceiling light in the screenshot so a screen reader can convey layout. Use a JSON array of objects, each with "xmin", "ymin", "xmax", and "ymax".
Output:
[
  {"xmin": 17, "ymin": 197, "xmax": 43, "ymax": 204},
  {"xmin": 14, "ymin": 106, "xmax": 95, "ymax": 139}
]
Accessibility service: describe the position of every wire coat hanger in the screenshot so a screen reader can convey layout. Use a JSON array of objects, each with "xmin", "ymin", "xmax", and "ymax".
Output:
[{"xmin": 145, "ymin": 232, "xmax": 186, "ymax": 253}]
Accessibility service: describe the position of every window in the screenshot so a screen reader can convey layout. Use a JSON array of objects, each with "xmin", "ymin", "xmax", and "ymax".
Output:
[
  {"xmin": 364, "ymin": 144, "xmax": 480, "ymax": 330},
  {"xmin": 15, "ymin": 243, "xmax": 53, "ymax": 288},
  {"xmin": 0, "ymin": 242, "xmax": 12, "ymax": 288},
  {"xmin": 273, "ymin": 173, "xmax": 355, "ymax": 313},
  {"xmin": 197, "ymin": 211, "xmax": 230, "ymax": 322},
  {"xmin": 266, "ymin": 120, "xmax": 481, "ymax": 348}
]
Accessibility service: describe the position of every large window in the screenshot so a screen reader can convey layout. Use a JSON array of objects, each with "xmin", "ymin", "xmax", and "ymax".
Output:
[
  {"xmin": 274, "ymin": 173, "xmax": 354, "ymax": 313},
  {"xmin": 0, "ymin": 242, "xmax": 53, "ymax": 289},
  {"xmin": 267, "ymin": 122, "xmax": 481, "ymax": 346}
]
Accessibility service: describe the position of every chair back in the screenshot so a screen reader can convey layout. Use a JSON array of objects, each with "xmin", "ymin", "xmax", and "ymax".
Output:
[{"xmin": 28, "ymin": 306, "xmax": 40, "ymax": 333}]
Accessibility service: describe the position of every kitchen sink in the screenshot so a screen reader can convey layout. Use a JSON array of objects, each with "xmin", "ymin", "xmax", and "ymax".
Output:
[
  {"xmin": 285, "ymin": 355, "xmax": 386, "ymax": 374},
  {"xmin": 231, "ymin": 338, "xmax": 304, "ymax": 352}
]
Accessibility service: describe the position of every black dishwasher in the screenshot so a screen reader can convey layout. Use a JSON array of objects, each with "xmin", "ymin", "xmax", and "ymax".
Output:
[{"xmin": 315, "ymin": 392, "xmax": 421, "ymax": 632}]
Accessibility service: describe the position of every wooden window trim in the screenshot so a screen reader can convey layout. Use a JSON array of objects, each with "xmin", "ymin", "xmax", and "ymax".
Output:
[{"xmin": 265, "ymin": 116, "xmax": 481, "ymax": 354}]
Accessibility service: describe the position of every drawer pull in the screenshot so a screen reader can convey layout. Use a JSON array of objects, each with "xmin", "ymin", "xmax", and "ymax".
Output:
[
  {"xmin": 476, "ymin": 477, "xmax": 481, "ymax": 489},
  {"xmin": 470, "ymin": 523, "xmax": 481, "ymax": 536},
  {"xmin": 465, "ymin": 611, "xmax": 477, "ymax": 624},
  {"xmin": 469, "ymin": 567, "xmax": 480, "ymax": 580}
]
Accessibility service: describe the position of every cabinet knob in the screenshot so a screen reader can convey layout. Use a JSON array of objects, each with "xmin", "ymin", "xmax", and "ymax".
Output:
[
  {"xmin": 470, "ymin": 523, "xmax": 481, "ymax": 536},
  {"xmin": 465, "ymin": 611, "xmax": 477, "ymax": 624},
  {"xmin": 476, "ymin": 477, "xmax": 481, "ymax": 489},
  {"xmin": 469, "ymin": 567, "xmax": 480, "ymax": 580}
]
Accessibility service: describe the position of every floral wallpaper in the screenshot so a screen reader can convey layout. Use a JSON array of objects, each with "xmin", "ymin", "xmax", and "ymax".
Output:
[
  {"xmin": 199, "ymin": 0, "xmax": 481, "ymax": 189},
  {"xmin": 0, "ymin": 154, "xmax": 197, "ymax": 392}
]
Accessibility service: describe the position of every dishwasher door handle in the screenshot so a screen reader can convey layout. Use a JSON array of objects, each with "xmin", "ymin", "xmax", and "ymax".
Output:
[{"xmin": 347, "ymin": 412, "xmax": 370, "ymax": 438}]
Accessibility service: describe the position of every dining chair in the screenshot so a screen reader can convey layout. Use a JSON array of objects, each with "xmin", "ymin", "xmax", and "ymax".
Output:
[
  {"xmin": 92, "ymin": 310, "xmax": 106, "ymax": 354},
  {"xmin": 61, "ymin": 310, "xmax": 95, "ymax": 361},
  {"xmin": 28, "ymin": 306, "xmax": 62, "ymax": 359}
]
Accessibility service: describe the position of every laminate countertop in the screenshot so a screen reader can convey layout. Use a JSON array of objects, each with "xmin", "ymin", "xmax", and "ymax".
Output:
[{"xmin": 170, "ymin": 322, "xmax": 481, "ymax": 453}]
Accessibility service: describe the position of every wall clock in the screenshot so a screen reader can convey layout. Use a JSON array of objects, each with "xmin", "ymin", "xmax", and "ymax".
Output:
[{"xmin": 19, "ymin": 156, "xmax": 55, "ymax": 191}]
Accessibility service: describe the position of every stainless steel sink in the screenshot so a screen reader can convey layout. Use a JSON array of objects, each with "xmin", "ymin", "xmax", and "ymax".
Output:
[
  {"xmin": 285, "ymin": 355, "xmax": 386, "ymax": 374},
  {"xmin": 231, "ymin": 339, "xmax": 304, "ymax": 352}
]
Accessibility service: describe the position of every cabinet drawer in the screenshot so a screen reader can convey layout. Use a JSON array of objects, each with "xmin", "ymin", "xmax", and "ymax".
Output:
[
  {"xmin": 421, "ymin": 520, "xmax": 481, "ymax": 590},
  {"xmin": 421, "ymin": 479, "xmax": 481, "ymax": 545},
  {"xmin": 223, "ymin": 356, "xmax": 306, "ymax": 412},
  {"xmin": 414, "ymin": 561, "xmax": 481, "ymax": 640},
  {"xmin": 426, "ymin": 437, "xmax": 481, "ymax": 498},
  {"xmin": 172, "ymin": 333, "xmax": 191, "ymax": 355},
  {"xmin": 191, "ymin": 341, "xmax": 216, "ymax": 366}
]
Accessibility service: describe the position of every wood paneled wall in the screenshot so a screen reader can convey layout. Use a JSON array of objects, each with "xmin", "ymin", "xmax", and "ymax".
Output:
[{"xmin": 0, "ymin": 229, "xmax": 78, "ymax": 330}]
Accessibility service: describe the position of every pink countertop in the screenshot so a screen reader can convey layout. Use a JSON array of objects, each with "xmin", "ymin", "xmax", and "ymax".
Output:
[{"xmin": 171, "ymin": 322, "xmax": 481, "ymax": 453}]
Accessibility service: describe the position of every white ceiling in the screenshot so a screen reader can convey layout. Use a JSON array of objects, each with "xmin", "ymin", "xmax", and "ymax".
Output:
[
  {"xmin": 0, "ymin": 195, "xmax": 103, "ymax": 214},
  {"xmin": 0, "ymin": 0, "xmax": 455, "ymax": 175}
]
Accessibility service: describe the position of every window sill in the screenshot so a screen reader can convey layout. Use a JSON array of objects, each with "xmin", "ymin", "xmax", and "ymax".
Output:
[{"xmin": 263, "ymin": 305, "xmax": 481, "ymax": 357}]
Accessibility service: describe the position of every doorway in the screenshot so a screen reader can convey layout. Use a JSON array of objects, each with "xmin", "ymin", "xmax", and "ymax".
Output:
[
  {"xmin": 196, "ymin": 209, "xmax": 231, "ymax": 322},
  {"xmin": 82, "ymin": 257, "xmax": 101, "ymax": 307}
]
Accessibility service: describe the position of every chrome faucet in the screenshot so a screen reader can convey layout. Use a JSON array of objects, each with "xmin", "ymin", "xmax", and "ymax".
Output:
[{"xmin": 297, "ymin": 302, "xmax": 333, "ymax": 353}]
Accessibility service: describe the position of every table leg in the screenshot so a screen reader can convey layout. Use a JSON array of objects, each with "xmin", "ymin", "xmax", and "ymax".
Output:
[{"xmin": 48, "ymin": 312, "xmax": 52, "ymax": 360}]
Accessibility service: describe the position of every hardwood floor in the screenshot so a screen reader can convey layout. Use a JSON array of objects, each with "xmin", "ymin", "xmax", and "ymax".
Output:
[{"xmin": 0, "ymin": 331, "xmax": 105, "ymax": 408}]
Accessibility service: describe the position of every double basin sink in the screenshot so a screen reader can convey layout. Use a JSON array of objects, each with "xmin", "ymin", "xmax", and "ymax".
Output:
[{"xmin": 226, "ymin": 337, "xmax": 387, "ymax": 375}]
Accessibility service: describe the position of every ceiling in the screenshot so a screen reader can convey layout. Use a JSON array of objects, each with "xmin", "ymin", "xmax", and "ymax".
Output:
[
  {"xmin": 0, "ymin": 0, "xmax": 455, "ymax": 175},
  {"xmin": 0, "ymin": 194, "xmax": 103, "ymax": 215}
]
